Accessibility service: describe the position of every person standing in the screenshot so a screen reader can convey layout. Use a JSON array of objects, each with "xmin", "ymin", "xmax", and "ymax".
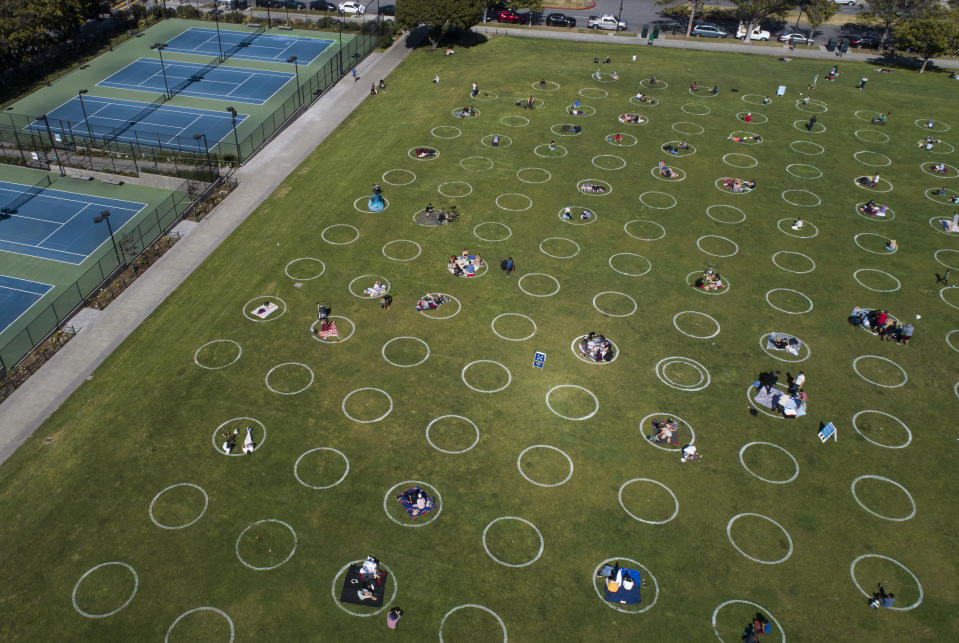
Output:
[
  {"xmin": 386, "ymin": 607, "xmax": 404, "ymax": 629},
  {"xmin": 502, "ymin": 256, "xmax": 515, "ymax": 278},
  {"xmin": 352, "ymin": 68, "xmax": 359, "ymax": 83},
  {"xmin": 471, "ymin": 81, "xmax": 478, "ymax": 97},
  {"xmin": 901, "ymin": 323, "xmax": 914, "ymax": 346},
  {"xmin": 858, "ymin": 76, "xmax": 868, "ymax": 90},
  {"xmin": 807, "ymin": 114, "xmax": 817, "ymax": 130},
  {"xmin": 790, "ymin": 371, "xmax": 805, "ymax": 394}
]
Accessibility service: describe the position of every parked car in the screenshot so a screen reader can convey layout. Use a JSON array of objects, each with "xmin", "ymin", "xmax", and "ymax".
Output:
[
  {"xmin": 260, "ymin": 0, "xmax": 305, "ymax": 9},
  {"xmin": 777, "ymin": 31, "xmax": 815, "ymax": 45},
  {"xmin": 310, "ymin": 0, "xmax": 336, "ymax": 9},
  {"xmin": 545, "ymin": 12, "xmax": 576, "ymax": 27},
  {"xmin": 736, "ymin": 24, "xmax": 771, "ymax": 41},
  {"xmin": 691, "ymin": 23, "xmax": 728, "ymax": 38},
  {"xmin": 832, "ymin": 0, "xmax": 858, "ymax": 5},
  {"xmin": 587, "ymin": 14, "xmax": 627, "ymax": 31},
  {"xmin": 848, "ymin": 34, "xmax": 879, "ymax": 48},
  {"xmin": 498, "ymin": 9, "xmax": 524, "ymax": 24},
  {"xmin": 377, "ymin": 3, "xmax": 394, "ymax": 15},
  {"xmin": 337, "ymin": 1, "xmax": 365, "ymax": 14}
]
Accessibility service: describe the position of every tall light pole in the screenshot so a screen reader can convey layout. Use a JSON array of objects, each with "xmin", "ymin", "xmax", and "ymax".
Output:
[
  {"xmin": 151, "ymin": 42, "xmax": 171, "ymax": 98},
  {"xmin": 94, "ymin": 209, "xmax": 123, "ymax": 265},
  {"xmin": 77, "ymin": 89, "xmax": 95, "ymax": 143},
  {"xmin": 193, "ymin": 132, "xmax": 215, "ymax": 181},
  {"xmin": 213, "ymin": 8, "xmax": 224, "ymax": 60},
  {"xmin": 37, "ymin": 114, "xmax": 65, "ymax": 176},
  {"xmin": 287, "ymin": 55, "xmax": 300, "ymax": 105},
  {"xmin": 337, "ymin": 10, "xmax": 343, "ymax": 75},
  {"xmin": 264, "ymin": 1, "xmax": 272, "ymax": 29},
  {"xmin": 226, "ymin": 106, "xmax": 242, "ymax": 163}
]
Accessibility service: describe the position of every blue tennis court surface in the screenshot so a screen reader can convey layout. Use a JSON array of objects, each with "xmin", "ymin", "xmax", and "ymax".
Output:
[
  {"xmin": 0, "ymin": 276, "xmax": 53, "ymax": 335},
  {"xmin": 0, "ymin": 180, "xmax": 146, "ymax": 264},
  {"xmin": 98, "ymin": 58, "xmax": 293, "ymax": 105},
  {"xmin": 166, "ymin": 27, "xmax": 332, "ymax": 65},
  {"xmin": 25, "ymin": 96, "xmax": 247, "ymax": 150}
]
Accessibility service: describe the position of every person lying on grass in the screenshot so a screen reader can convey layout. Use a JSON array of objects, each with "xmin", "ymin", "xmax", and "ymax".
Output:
[
  {"xmin": 580, "ymin": 183, "xmax": 607, "ymax": 193},
  {"xmin": 657, "ymin": 160, "xmax": 676, "ymax": 178},
  {"xmin": 722, "ymin": 177, "xmax": 755, "ymax": 192},
  {"xmin": 728, "ymin": 134, "xmax": 761, "ymax": 143},
  {"xmin": 859, "ymin": 200, "xmax": 889, "ymax": 217}
]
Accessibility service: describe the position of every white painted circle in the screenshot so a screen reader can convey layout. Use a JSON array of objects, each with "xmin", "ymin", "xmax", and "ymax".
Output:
[
  {"xmin": 935, "ymin": 248, "xmax": 959, "ymax": 269},
  {"xmin": 461, "ymin": 360, "xmax": 512, "ymax": 393},
  {"xmin": 383, "ymin": 480, "xmax": 442, "ymax": 527},
  {"xmin": 532, "ymin": 80, "xmax": 559, "ymax": 91},
  {"xmin": 931, "ymin": 214, "xmax": 959, "ymax": 236},
  {"xmin": 855, "ymin": 202, "xmax": 896, "ymax": 222},
  {"xmin": 728, "ymin": 130, "xmax": 762, "ymax": 145},
  {"xmin": 481, "ymin": 134, "xmax": 512, "ymax": 147},
  {"xmin": 606, "ymin": 132, "xmax": 638, "ymax": 147},
  {"xmin": 431, "ymin": 125, "xmax": 461, "ymax": 139},
  {"xmin": 550, "ymin": 123, "xmax": 581, "ymax": 136},
  {"xmin": 855, "ymin": 129, "xmax": 889, "ymax": 143},
  {"xmin": 681, "ymin": 102, "xmax": 710, "ymax": 115},
  {"xmin": 714, "ymin": 177, "xmax": 754, "ymax": 195},
  {"xmin": 381, "ymin": 336, "xmax": 430, "ymax": 368},
  {"xmin": 781, "ymin": 189, "xmax": 821, "ymax": 207},
  {"xmin": 501, "ymin": 114, "xmax": 530, "ymax": 127},
  {"xmin": 796, "ymin": 98, "xmax": 827, "ymax": 113},
  {"xmin": 408, "ymin": 147, "xmax": 439, "ymax": 160},
  {"xmin": 580, "ymin": 87, "xmax": 608, "ymax": 98},
  {"xmin": 495, "ymin": 192, "xmax": 532, "ymax": 211},
  {"xmin": 165, "ymin": 607, "xmax": 234, "ymax": 643},
  {"xmin": 851, "ymin": 475, "xmax": 916, "ymax": 522},
  {"xmin": 852, "ymin": 355, "xmax": 908, "ymax": 389},
  {"xmin": 592, "ymin": 557, "xmax": 660, "ymax": 614},
  {"xmin": 293, "ymin": 447, "xmax": 349, "ymax": 489},
  {"xmin": 235, "ymin": 519, "xmax": 297, "ymax": 571},
  {"xmin": 696, "ymin": 234, "xmax": 739, "ymax": 257},
  {"xmin": 570, "ymin": 336, "xmax": 620, "ymax": 364},
  {"xmin": 786, "ymin": 163, "xmax": 823, "ymax": 179},
  {"xmin": 213, "ymin": 418, "xmax": 266, "ymax": 457},
  {"xmin": 765, "ymin": 288, "xmax": 813, "ymax": 314},
  {"xmin": 855, "ymin": 109, "xmax": 882, "ymax": 122},
  {"xmin": 609, "ymin": 252, "xmax": 652, "ymax": 276},
  {"xmin": 539, "ymin": 236, "xmax": 580, "ymax": 259},
  {"xmin": 482, "ymin": 516, "xmax": 544, "ymax": 568},
  {"xmin": 722, "ymin": 153, "xmax": 758, "ymax": 169},
  {"xmin": 437, "ymin": 181, "xmax": 472, "ymax": 198},
  {"xmin": 854, "ymin": 150, "xmax": 892, "ymax": 167},
  {"xmin": 439, "ymin": 604, "xmax": 507, "ymax": 642},
  {"xmin": 381, "ymin": 239, "xmax": 421, "ymax": 262},
  {"xmin": 924, "ymin": 187, "xmax": 959, "ymax": 205},
  {"xmin": 353, "ymin": 195, "xmax": 390, "ymax": 214},
  {"xmin": 472, "ymin": 89, "xmax": 498, "ymax": 101},
  {"xmin": 284, "ymin": 257, "xmax": 325, "ymax": 280},
  {"xmin": 516, "ymin": 167, "xmax": 551, "ymax": 183},
  {"xmin": 533, "ymin": 143, "xmax": 568, "ymax": 158},
  {"xmin": 650, "ymin": 165, "xmax": 686, "ymax": 182},
  {"xmin": 853, "ymin": 176, "xmax": 893, "ymax": 192},
  {"xmin": 726, "ymin": 513, "xmax": 793, "ymax": 565},
  {"xmin": 592, "ymin": 154, "xmax": 627, "ymax": 170},
  {"xmin": 321, "ymin": 224, "xmax": 359, "ymax": 245},
  {"xmin": 473, "ymin": 221, "xmax": 512, "ymax": 242},
  {"xmin": 381, "ymin": 168, "xmax": 415, "ymax": 185},
  {"xmin": 746, "ymin": 383, "xmax": 788, "ymax": 420},
  {"xmin": 242, "ymin": 296, "xmax": 287, "ymax": 322},
  {"xmin": 789, "ymin": 139, "xmax": 825, "ymax": 155},
  {"xmin": 736, "ymin": 111, "xmax": 767, "ymax": 124},
  {"xmin": 689, "ymin": 87, "xmax": 717, "ymax": 98},
  {"xmin": 618, "ymin": 478, "xmax": 679, "ymax": 524},
  {"xmin": 629, "ymin": 95, "xmax": 658, "ymax": 107},
  {"xmin": 947, "ymin": 330, "xmax": 959, "ymax": 353},
  {"xmin": 265, "ymin": 362, "xmax": 314, "ymax": 395},
  {"xmin": 759, "ymin": 332, "xmax": 810, "ymax": 363},
  {"xmin": 672, "ymin": 121, "xmax": 705, "ymax": 135},
  {"xmin": 592, "ymin": 290, "xmax": 637, "ymax": 317},
  {"xmin": 739, "ymin": 442, "xmax": 799, "ymax": 484},
  {"xmin": 638, "ymin": 412, "xmax": 696, "ymax": 452},
  {"xmin": 426, "ymin": 415, "xmax": 480, "ymax": 454},
  {"xmin": 853, "ymin": 268, "xmax": 901, "ymax": 293},
  {"xmin": 517, "ymin": 272, "xmax": 560, "ymax": 297},
  {"xmin": 149, "ymin": 483, "xmax": 209, "ymax": 529},
  {"xmin": 920, "ymin": 161, "xmax": 959, "ymax": 177},
  {"xmin": 624, "ymin": 219, "xmax": 665, "ymax": 241},
  {"xmin": 459, "ymin": 156, "xmax": 494, "ymax": 171},
  {"xmin": 712, "ymin": 601, "xmax": 784, "ymax": 641},
  {"xmin": 792, "ymin": 119, "xmax": 826, "ymax": 133},
  {"xmin": 685, "ymin": 271, "xmax": 731, "ymax": 295},
  {"xmin": 854, "ymin": 233, "xmax": 895, "ymax": 255},
  {"xmin": 418, "ymin": 294, "xmax": 461, "ymax": 320},
  {"xmin": 672, "ymin": 311, "xmax": 720, "ymax": 339},
  {"xmin": 850, "ymin": 555, "xmax": 923, "ymax": 611},
  {"xmin": 517, "ymin": 444, "xmax": 574, "ymax": 487},
  {"xmin": 577, "ymin": 179, "xmax": 612, "ymax": 195},
  {"xmin": 348, "ymin": 274, "xmax": 390, "ymax": 299},
  {"xmin": 914, "ymin": 118, "xmax": 949, "ymax": 132},
  {"xmin": 194, "ymin": 339, "xmax": 242, "ymax": 370},
  {"xmin": 655, "ymin": 356, "xmax": 711, "ymax": 392},
  {"xmin": 640, "ymin": 78, "xmax": 668, "ymax": 90},
  {"xmin": 638, "ymin": 191, "xmax": 677, "ymax": 209},
  {"xmin": 777, "ymin": 217, "xmax": 819, "ymax": 238},
  {"xmin": 565, "ymin": 104, "xmax": 595, "ymax": 117},
  {"xmin": 310, "ymin": 315, "xmax": 355, "ymax": 343},
  {"xmin": 491, "ymin": 313, "xmax": 536, "ymax": 342},
  {"xmin": 922, "ymin": 139, "xmax": 955, "ymax": 154},
  {"xmin": 706, "ymin": 204, "xmax": 746, "ymax": 224},
  {"xmin": 660, "ymin": 139, "xmax": 696, "ymax": 155},
  {"xmin": 545, "ymin": 384, "xmax": 599, "ymax": 421},
  {"xmin": 771, "ymin": 250, "xmax": 815, "ymax": 274},
  {"xmin": 341, "ymin": 387, "xmax": 394, "ymax": 423},
  {"xmin": 331, "ymin": 560, "xmax": 397, "ymax": 617},
  {"xmin": 72, "ymin": 562, "xmax": 139, "ymax": 618}
]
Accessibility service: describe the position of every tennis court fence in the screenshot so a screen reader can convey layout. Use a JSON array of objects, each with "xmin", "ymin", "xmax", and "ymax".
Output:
[
  {"xmin": 0, "ymin": 30, "xmax": 376, "ymax": 181},
  {"xmin": 0, "ymin": 174, "xmax": 52, "ymax": 215},
  {"xmin": 0, "ymin": 175, "xmax": 225, "ymax": 373}
]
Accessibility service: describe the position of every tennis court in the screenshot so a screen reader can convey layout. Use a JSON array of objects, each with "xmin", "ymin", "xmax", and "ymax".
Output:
[
  {"xmin": 0, "ymin": 180, "xmax": 146, "ymax": 264},
  {"xmin": 97, "ymin": 58, "xmax": 294, "ymax": 105},
  {"xmin": 0, "ymin": 276, "xmax": 53, "ymax": 335},
  {"xmin": 26, "ymin": 96, "xmax": 246, "ymax": 150},
  {"xmin": 165, "ymin": 27, "xmax": 333, "ymax": 65}
]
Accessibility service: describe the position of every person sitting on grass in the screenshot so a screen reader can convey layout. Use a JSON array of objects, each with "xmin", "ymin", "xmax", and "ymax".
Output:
[
  {"xmin": 663, "ymin": 143, "xmax": 679, "ymax": 155},
  {"xmin": 581, "ymin": 208, "xmax": 593, "ymax": 221},
  {"xmin": 363, "ymin": 281, "xmax": 387, "ymax": 297},
  {"xmin": 317, "ymin": 317, "xmax": 339, "ymax": 338},
  {"xmin": 634, "ymin": 92, "xmax": 647, "ymax": 103},
  {"xmin": 658, "ymin": 160, "xmax": 676, "ymax": 178},
  {"xmin": 612, "ymin": 133, "xmax": 623, "ymax": 144},
  {"xmin": 762, "ymin": 96, "xmax": 771, "ymax": 104},
  {"xmin": 742, "ymin": 112, "xmax": 752, "ymax": 123},
  {"xmin": 610, "ymin": 71, "xmax": 618, "ymax": 80},
  {"xmin": 548, "ymin": 140, "xmax": 557, "ymax": 152},
  {"xmin": 380, "ymin": 295, "xmax": 392, "ymax": 310},
  {"xmin": 857, "ymin": 172, "xmax": 881, "ymax": 188},
  {"xmin": 722, "ymin": 177, "xmax": 755, "ymax": 193},
  {"xmin": 869, "ymin": 584, "xmax": 895, "ymax": 609},
  {"xmin": 680, "ymin": 444, "xmax": 701, "ymax": 463},
  {"xmin": 562, "ymin": 206, "xmax": 572, "ymax": 220},
  {"xmin": 710, "ymin": 85, "xmax": 719, "ymax": 95},
  {"xmin": 649, "ymin": 418, "xmax": 678, "ymax": 444},
  {"xmin": 415, "ymin": 147, "xmax": 436, "ymax": 158},
  {"xmin": 492, "ymin": 134, "xmax": 500, "ymax": 147},
  {"xmin": 526, "ymin": 96, "xmax": 535, "ymax": 109},
  {"xmin": 695, "ymin": 268, "xmax": 725, "ymax": 291},
  {"xmin": 619, "ymin": 113, "xmax": 643, "ymax": 124},
  {"xmin": 885, "ymin": 238, "xmax": 898, "ymax": 252},
  {"xmin": 649, "ymin": 75, "xmax": 658, "ymax": 85},
  {"xmin": 859, "ymin": 200, "xmax": 889, "ymax": 217},
  {"xmin": 539, "ymin": 78, "xmax": 547, "ymax": 88},
  {"xmin": 689, "ymin": 81, "xmax": 698, "ymax": 91},
  {"xmin": 570, "ymin": 107, "xmax": 585, "ymax": 116},
  {"xmin": 931, "ymin": 161, "xmax": 947, "ymax": 174}
]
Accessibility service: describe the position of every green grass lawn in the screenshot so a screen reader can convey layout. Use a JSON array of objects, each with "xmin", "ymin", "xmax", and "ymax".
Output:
[{"xmin": 1, "ymin": 35, "xmax": 958, "ymax": 640}]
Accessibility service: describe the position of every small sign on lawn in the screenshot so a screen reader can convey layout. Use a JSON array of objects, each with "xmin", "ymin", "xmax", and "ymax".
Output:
[{"xmin": 533, "ymin": 351, "xmax": 546, "ymax": 369}]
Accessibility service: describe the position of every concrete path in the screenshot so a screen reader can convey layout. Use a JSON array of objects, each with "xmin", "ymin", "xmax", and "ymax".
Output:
[{"xmin": 0, "ymin": 34, "xmax": 416, "ymax": 464}]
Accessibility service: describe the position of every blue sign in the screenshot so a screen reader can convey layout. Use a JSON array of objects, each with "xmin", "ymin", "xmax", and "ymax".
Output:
[{"xmin": 533, "ymin": 351, "xmax": 546, "ymax": 369}]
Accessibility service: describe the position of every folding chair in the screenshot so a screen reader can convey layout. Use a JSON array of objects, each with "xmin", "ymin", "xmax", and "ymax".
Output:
[{"xmin": 818, "ymin": 422, "xmax": 837, "ymax": 443}]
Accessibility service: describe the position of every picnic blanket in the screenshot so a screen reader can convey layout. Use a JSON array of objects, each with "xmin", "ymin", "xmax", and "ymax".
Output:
[
  {"xmin": 395, "ymin": 487, "xmax": 435, "ymax": 519},
  {"xmin": 753, "ymin": 385, "xmax": 783, "ymax": 410},
  {"xmin": 766, "ymin": 333, "xmax": 802, "ymax": 357},
  {"xmin": 602, "ymin": 567, "xmax": 642, "ymax": 605},
  {"xmin": 251, "ymin": 302, "xmax": 279, "ymax": 319},
  {"xmin": 317, "ymin": 321, "xmax": 338, "ymax": 338},
  {"xmin": 339, "ymin": 564, "xmax": 388, "ymax": 607}
]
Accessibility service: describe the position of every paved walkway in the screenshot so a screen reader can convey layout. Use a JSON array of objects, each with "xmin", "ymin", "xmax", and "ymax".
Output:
[{"xmin": 0, "ymin": 34, "xmax": 417, "ymax": 464}]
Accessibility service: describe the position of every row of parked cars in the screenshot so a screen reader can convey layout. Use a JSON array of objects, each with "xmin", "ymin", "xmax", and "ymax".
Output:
[
  {"xmin": 691, "ymin": 22, "xmax": 882, "ymax": 47},
  {"xmin": 253, "ymin": 1, "xmax": 385, "ymax": 13}
]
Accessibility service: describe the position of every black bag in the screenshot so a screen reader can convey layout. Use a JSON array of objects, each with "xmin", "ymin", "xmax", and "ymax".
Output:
[{"xmin": 500, "ymin": 259, "xmax": 509, "ymax": 270}]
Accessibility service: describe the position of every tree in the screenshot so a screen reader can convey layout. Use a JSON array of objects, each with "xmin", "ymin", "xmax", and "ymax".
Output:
[
  {"xmin": 657, "ymin": 0, "xmax": 707, "ymax": 38},
  {"xmin": 802, "ymin": 0, "xmax": 838, "ymax": 33},
  {"xmin": 729, "ymin": 0, "xmax": 793, "ymax": 45},
  {"xmin": 863, "ymin": 0, "xmax": 938, "ymax": 50},
  {"xmin": 396, "ymin": 0, "xmax": 485, "ymax": 48},
  {"xmin": 894, "ymin": 13, "xmax": 959, "ymax": 73}
]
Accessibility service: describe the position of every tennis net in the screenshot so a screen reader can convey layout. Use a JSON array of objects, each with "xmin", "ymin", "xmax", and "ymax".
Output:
[{"xmin": 0, "ymin": 174, "xmax": 52, "ymax": 215}]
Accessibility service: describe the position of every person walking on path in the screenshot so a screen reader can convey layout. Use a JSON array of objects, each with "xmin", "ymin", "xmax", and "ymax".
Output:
[
  {"xmin": 352, "ymin": 68, "xmax": 359, "ymax": 83},
  {"xmin": 502, "ymin": 256, "xmax": 515, "ymax": 278}
]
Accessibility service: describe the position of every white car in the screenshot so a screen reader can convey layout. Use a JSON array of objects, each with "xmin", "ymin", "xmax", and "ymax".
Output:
[
  {"xmin": 338, "ymin": 1, "xmax": 365, "ymax": 13},
  {"xmin": 736, "ymin": 24, "xmax": 771, "ymax": 41}
]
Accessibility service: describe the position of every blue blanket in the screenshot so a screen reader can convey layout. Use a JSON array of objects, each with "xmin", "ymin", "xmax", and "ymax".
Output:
[
  {"xmin": 603, "ymin": 567, "xmax": 642, "ymax": 605},
  {"xmin": 395, "ymin": 487, "xmax": 435, "ymax": 519}
]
